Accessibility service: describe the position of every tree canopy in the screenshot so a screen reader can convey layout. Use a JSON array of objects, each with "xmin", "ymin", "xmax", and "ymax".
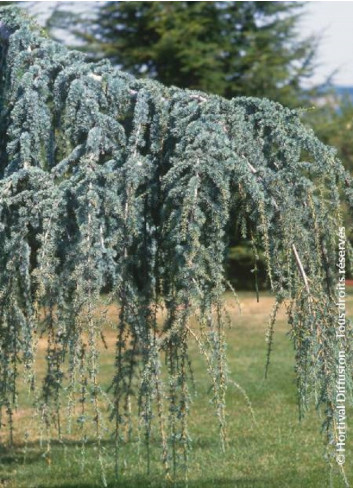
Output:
[
  {"xmin": 0, "ymin": 6, "xmax": 352, "ymax": 483},
  {"xmin": 48, "ymin": 0, "xmax": 353, "ymax": 278}
]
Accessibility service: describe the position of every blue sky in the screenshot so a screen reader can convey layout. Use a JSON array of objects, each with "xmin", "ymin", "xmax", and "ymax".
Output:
[{"xmin": 22, "ymin": 1, "xmax": 353, "ymax": 87}]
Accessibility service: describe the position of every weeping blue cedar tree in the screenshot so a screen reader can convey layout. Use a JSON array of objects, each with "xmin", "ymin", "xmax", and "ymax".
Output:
[{"xmin": 0, "ymin": 7, "xmax": 352, "ymax": 483}]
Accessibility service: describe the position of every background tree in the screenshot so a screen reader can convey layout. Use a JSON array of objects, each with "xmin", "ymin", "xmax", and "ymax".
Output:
[
  {"xmin": 308, "ymin": 93, "xmax": 353, "ymax": 174},
  {"xmin": 49, "ymin": 1, "xmax": 318, "ymax": 108}
]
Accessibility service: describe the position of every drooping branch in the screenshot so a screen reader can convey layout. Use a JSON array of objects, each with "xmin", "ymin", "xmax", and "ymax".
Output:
[{"xmin": 292, "ymin": 243, "xmax": 311, "ymax": 296}]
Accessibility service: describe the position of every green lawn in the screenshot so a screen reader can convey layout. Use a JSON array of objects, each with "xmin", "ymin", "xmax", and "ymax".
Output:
[{"xmin": 0, "ymin": 291, "xmax": 352, "ymax": 488}]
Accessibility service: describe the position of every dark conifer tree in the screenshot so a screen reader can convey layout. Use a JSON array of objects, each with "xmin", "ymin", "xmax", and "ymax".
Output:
[{"xmin": 48, "ymin": 1, "xmax": 317, "ymax": 107}]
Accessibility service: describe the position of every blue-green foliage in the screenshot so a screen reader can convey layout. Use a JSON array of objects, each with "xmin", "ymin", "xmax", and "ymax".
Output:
[{"xmin": 0, "ymin": 7, "xmax": 352, "ymax": 481}]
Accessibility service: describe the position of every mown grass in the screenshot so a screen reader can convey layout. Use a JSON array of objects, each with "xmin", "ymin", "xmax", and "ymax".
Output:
[{"xmin": 0, "ymin": 290, "xmax": 352, "ymax": 488}]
